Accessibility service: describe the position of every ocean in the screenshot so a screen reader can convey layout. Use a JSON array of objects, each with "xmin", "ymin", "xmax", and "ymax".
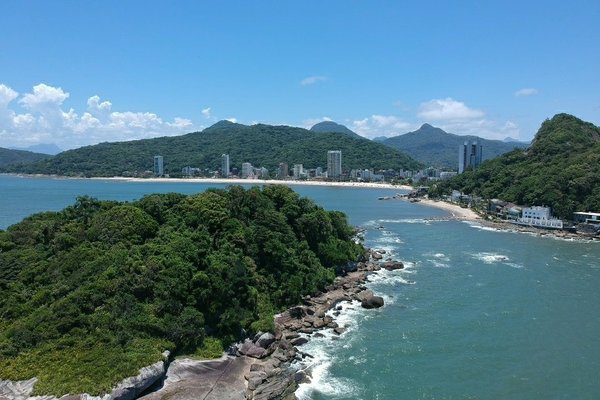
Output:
[{"xmin": 1, "ymin": 174, "xmax": 599, "ymax": 399}]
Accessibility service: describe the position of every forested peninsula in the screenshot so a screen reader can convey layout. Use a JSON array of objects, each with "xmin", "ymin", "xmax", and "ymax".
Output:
[
  {"xmin": 433, "ymin": 114, "xmax": 600, "ymax": 218},
  {"xmin": 0, "ymin": 185, "xmax": 363, "ymax": 396}
]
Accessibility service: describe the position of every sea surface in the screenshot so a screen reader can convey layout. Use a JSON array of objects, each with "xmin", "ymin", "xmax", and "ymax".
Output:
[{"xmin": 1, "ymin": 174, "xmax": 599, "ymax": 399}]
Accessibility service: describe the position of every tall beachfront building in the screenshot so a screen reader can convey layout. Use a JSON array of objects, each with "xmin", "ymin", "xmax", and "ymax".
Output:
[
  {"xmin": 327, "ymin": 150, "xmax": 342, "ymax": 179},
  {"xmin": 153, "ymin": 155, "xmax": 164, "ymax": 176},
  {"xmin": 221, "ymin": 154, "xmax": 230, "ymax": 177},
  {"xmin": 241, "ymin": 162, "xmax": 254, "ymax": 178},
  {"xmin": 458, "ymin": 141, "xmax": 482, "ymax": 173}
]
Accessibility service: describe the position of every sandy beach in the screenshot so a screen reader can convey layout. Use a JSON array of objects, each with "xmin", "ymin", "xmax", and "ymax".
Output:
[
  {"xmin": 91, "ymin": 176, "xmax": 413, "ymax": 191},
  {"xmin": 417, "ymin": 198, "xmax": 482, "ymax": 221}
]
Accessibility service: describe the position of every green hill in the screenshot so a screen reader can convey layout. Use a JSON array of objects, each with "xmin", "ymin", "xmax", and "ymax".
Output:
[
  {"xmin": 434, "ymin": 114, "xmax": 600, "ymax": 218},
  {"xmin": 310, "ymin": 121, "xmax": 363, "ymax": 139},
  {"xmin": 382, "ymin": 123, "xmax": 527, "ymax": 168},
  {"xmin": 0, "ymin": 185, "xmax": 362, "ymax": 395},
  {"xmin": 0, "ymin": 147, "xmax": 52, "ymax": 168},
  {"xmin": 2, "ymin": 121, "xmax": 422, "ymax": 177}
]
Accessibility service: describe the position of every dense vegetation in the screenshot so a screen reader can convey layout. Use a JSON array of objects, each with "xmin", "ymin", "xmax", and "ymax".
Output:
[
  {"xmin": 0, "ymin": 147, "xmax": 52, "ymax": 168},
  {"xmin": 309, "ymin": 121, "xmax": 363, "ymax": 139},
  {"xmin": 382, "ymin": 123, "xmax": 527, "ymax": 168},
  {"xmin": 431, "ymin": 114, "xmax": 600, "ymax": 218},
  {"xmin": 0, "ymin": 185, "xmax": 363, "ymax": 395},
  {"xmin": 1, "ymin": 121, "xmax": 422, "ymax": 177}
]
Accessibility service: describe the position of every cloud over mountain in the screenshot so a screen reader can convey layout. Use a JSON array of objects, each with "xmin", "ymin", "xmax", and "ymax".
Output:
[{"xmin": 0, "ymin": 83, "xmax": 196, "ymax": 149}]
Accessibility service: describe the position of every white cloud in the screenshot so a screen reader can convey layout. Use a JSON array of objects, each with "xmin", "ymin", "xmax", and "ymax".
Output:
[
  {"xmin": 418, "ymin": 98, "xmax": 484, "ymax": 121},
  {"xmin": 87, "ymin": 95, "xmax": 112, "ymax": 112},
  {"xmin": 351, "ymin": 115, "xmax": 413, "ymax": 139},
  {"xmin": 514, "ymin": 88, "xmax": 538, "ymax": 97},
  {"xmin": 20, "ymin": 83, "xmax": 69, "ymax": 110},
  {"xmin": 300, "ymin": 76, "xmax": 327, "ymax": 86},
  {"xmin": 226, "ymin": 117, "xmax": 237, "ymax": 123},
  {"xmin": 0, "ymin": 84, "xmax": 18, "ymax": 106},
  {"xmin": 201, "ymin": 107, "xmax": 211, "ymax": 119},
  {"xmin": 0, "ymin": 82, "xmax": 198, "ymax": 149}
]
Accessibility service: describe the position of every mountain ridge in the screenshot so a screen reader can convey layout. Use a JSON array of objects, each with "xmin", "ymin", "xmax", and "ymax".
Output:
[
  {"xmin": 2, "ymin": 121, "xmax": 422, "ymax": 177},
  {"xmin": 382, "ymin": 123, "xmax": 528, "ymax": 168}
]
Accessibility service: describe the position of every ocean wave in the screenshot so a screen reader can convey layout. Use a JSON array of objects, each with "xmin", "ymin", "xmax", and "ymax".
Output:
[
  {"xmin": 427, "ymin": 259, "xmax": 450, "ymax": 268},
  {"xmin": 378, "ymin": 218, "xmax": 431, "ymax": 224},
  {"xmin": 471, "ymin": 252, "xmax": 510, "ymax": 264}
]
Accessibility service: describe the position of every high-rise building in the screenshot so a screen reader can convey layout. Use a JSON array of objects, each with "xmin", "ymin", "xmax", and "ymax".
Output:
[
  {"xmin": 327, "ymin": 150, "xmax": 342, "ymax": 179},
  {"xmin": 153, "ymin": 155, "xmax": 164, "ymax": 176},
  {"xmin": 277, "ymin": 162, "xmax": 289, "ymax": 179},
  {"xmin": 293, "ymin": 164, "xmax": 303, "ymax": 179},
  {"xmin": 241, "ymin": 162, "xmax": 254, "ymax": 178},
  {"xmin": 221, "ymin": 154, "xmax": 230, "ymax": 177},
  {"xmin": 458, "ymin": 141, "xmax": 482, "ymax": 173}
]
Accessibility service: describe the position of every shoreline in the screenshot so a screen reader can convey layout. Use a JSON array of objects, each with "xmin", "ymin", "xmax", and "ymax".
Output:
[
  {"xmin": 416, "ymin": 198, "xmax": 597, "ymax": 242},
  {"xmin": 4, "ymin": 173, "xmax": 412, "ymax": 191}
]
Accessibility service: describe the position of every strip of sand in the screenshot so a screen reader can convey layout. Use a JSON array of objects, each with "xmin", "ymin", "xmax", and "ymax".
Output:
[
  {"xmin": 90, "ymin": 176, "xmax": 412, "ymax": 191},
  {"xmin": 417, "ymin": 198, "xmax": 481, "ymax": 221}
]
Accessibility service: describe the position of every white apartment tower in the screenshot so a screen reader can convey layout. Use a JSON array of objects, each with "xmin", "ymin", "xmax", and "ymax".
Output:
[
  {"xmin": 458, "ymin": 141, "xmax": 482, "ymax": 173},
  {"xmin": 221, "ymin": 154, "xmax": 230, "ymax": 177},
  {"xmin": 327, "ymin": 150, "xmax": 342, "ymax": 179},
  {"xmin": 153, "ymin": 155, "xmax": 164, "ymax": 176}
]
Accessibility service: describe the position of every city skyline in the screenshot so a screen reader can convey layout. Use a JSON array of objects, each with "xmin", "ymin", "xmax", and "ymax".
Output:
[{"xmin": 1, "ymin": 1, "xmax": 599, "ymax": 150}]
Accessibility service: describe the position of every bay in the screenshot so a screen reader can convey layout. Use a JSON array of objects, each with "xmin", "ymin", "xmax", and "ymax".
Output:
[{"xmin": 1, "ymin": 174, "xmax": 599, "ymax": 399}]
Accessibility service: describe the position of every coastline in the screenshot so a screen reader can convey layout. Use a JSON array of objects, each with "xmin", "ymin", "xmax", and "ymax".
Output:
[{"xmin": 4, "ymin": 173, "xmax": 412, "ymax": 191}]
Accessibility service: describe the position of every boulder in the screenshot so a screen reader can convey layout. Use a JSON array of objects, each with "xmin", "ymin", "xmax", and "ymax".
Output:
[
  {"xmin": 290, "ymin": 337, "xmax": 309, "ymax": 346},
  {"xmin": 256, "ymin": 333, "xmax": 276, "ymax": 349},
  {"xmin": 372, "ymin": 252, "xmax": 383, "ymax": 260},
  {"xmin": 333, "ymin": 327, "xmax": 346, "ymax": 335},
  {"xmin": 382, "ymin": 261, "xmax": 404, "ymax": 270},
  {"xmin": 361, "ymin": 294, "xmax": 384, "ymax": 309},
  {"xmin": 239, "ymin": 339, "xmax": 266, "ymax": 358}
]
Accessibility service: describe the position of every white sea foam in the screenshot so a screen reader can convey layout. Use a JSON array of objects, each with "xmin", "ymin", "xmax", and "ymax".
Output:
[
  {"xmin": 471, "ymin": 252, "xmax": 510, "ymax": 264},
  {"xmin": 378, "ymin": 218, "xmax": 432, "ymax": 224},
  {"xmin": 428, "ymin": 259, "xmax": 450, "ymax": 268},
  {"xmin": 505, "ymin": 262, "xmax": 524, "ymax": 269},
  {"xmin": 294, "ymin": 301, "xmax": 365, "ymax": 399}
]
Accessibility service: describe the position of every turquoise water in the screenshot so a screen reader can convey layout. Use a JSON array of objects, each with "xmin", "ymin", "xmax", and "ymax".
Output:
[{"xmin": 1, "ymin": 175, "xmax": 599, "ymax": 399}]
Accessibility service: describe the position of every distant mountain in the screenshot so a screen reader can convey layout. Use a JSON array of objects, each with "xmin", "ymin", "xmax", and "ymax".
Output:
[
  {"xmin": 382, "ymin": 123, "xmax": 528, "ymax": 168},
  {"xmin": 3, "ymin": 121, "xmax": 422, "ymax": 177},
  {"xmin": 310, "ymin": 121, "xmax": 363, "ymax": 139},
  {"xmin": 0, "ymin": 147, "xmax": 53, "ymax": 168},
  {"xmin": 11, "ymin": 143, "xmax": 63, "ymax": 155},
  {"xmin": 438, "ymin": 114, "xmax": 600, "ymax": 218},
  {"xmin": 372, "ymin": 136, "xmax": 388, "ymax": 142},
  {"xmin": 503, "ymin": 137, "xmax": 529, "ymax": 145}
]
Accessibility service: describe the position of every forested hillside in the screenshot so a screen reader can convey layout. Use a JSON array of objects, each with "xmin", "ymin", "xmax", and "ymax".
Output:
[
  {"xmin": 382, "ymin": 123, "xmax": 527, "ymax": 168},
  {"xmin": 0, "ymin": 147, "xmax": 52, "ymax": 168},
  {"xmin": 433, "ymin": 114, "xmax": 600, "ymax": 218},
  {"xmin": 2, "ymin": 121, "xmax": 422, "ymax": 177},
  {"xmin": 0, "ymin": 185, "xmax": 362, "ymax": 395}
]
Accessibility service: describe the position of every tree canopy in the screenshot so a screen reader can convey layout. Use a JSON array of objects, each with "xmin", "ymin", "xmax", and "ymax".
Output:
[{"xmin": 0, "ymin": 185, "xmax": 363, "ymax": 395}]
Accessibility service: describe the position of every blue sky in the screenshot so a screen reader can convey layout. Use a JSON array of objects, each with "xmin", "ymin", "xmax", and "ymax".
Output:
[{"xmin": 1, "ymin": 0, "xmax": 599, "ymax": 149}]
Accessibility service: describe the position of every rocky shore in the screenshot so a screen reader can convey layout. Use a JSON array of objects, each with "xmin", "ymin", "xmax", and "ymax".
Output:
[{"xmin": 1, "ymin": 250, "xmax": 399, "ymax": 400}]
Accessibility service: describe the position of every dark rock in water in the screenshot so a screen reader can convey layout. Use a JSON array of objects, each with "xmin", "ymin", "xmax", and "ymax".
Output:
[
  {"xmin": 294, "ymin": 370, "xmax": 309, "ymax": 384},
  {"xmin": 382, "ymin": 261, "xmax": 404, "ymax": 270},
  {"xmin": 313, "ymin": 332, "xmax": 325, "ymax": 338},
  {"xmin": 361, "ymin": 294, "xmax": 384, "ymax": 309},
  {"xmin": 334, "ymin": 327, "xmax": 347, "ymax": 335},
  {"xmin": 372, "ymin": 252, "xmax": 383, "ymax": 260},
  {"xmin": 336, "ymin": 305, "xmax": 343, "ymax": 311},
  {"xmin": 290, "ymin": 337, "xmax": 309, "ymax": 346},
  {"xmin": 378, "ymin": 249, "xmax": 387, "ymax": 254},
  {"xmin": 256, "ymin": 332, "xmax": 276, "ymax": 349}
]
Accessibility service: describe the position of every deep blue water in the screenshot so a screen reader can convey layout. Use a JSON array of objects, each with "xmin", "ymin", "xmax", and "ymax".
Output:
[{"xmin": 1, "ymin": 175, "xmax": 599, "ymax": 399}]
